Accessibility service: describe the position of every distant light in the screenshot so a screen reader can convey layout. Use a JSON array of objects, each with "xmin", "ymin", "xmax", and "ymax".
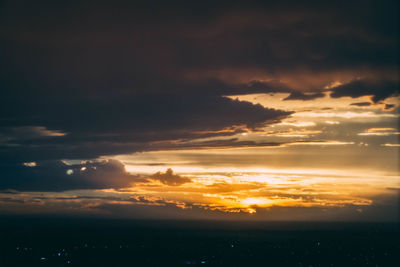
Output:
[{"xmin": 66, "ymin": 169, "xmax": 74, "ymax": 175}]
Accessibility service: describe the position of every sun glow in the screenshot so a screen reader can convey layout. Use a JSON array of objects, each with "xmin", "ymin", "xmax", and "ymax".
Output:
[
  {"xmin": 241, "ymin": 197, "xmax": 273, "ymax": 206},
  {"xmin": 108, "ymin": 160, "xmax": 398, "ymax": 214}
]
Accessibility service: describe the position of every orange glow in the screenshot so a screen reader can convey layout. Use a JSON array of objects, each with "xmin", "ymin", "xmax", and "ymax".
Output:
[{"xmin": 97, "ymin": 161, "xmax": 398, "ymax": 214}]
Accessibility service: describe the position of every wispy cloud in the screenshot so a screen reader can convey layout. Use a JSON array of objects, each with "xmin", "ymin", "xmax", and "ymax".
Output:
[{"xmin": 358, "ymin": 128, "xmax": 400, "ymax": 136}]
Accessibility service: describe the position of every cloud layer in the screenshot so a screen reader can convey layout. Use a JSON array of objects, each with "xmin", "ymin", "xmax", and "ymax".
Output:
[
  {"xmin": 1, "ymin": 0, "xmax": 398, "ymax": 163},
  {"xmin": 0, "ymin": 159, "xmax": 143, "ymax": 191},
  {"xmin": 0, "ymin": 0, "xmax": 398, "ymax": 222}
]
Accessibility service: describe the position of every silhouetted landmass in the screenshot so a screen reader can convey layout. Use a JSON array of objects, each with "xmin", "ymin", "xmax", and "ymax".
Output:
[{"xmin": 0, "ymin": 216, "xmax": 399, "ymax": 266}]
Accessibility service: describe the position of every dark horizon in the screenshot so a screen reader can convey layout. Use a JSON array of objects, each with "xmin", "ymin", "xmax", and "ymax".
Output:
[
  {"xmin": 1, "ymin": 0, "xmax": 399, "ymax": 222},
  {"xmin": 1, "ymin": 215, "xmax": 399, "ymax": 266}
]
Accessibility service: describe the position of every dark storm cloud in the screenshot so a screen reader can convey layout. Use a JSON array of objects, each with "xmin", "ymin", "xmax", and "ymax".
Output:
[
  {"xmin": 0, "ymin": 95, "xmax": 290, "ymax": 162},
  {"xmin": 0, "ymin": 159, "xmax": 143, "ymax": 191},
  {"xmin": 330, "ymin": 79, "xmax": 399, "ymax": 103},
  {"xmin": 283, "ymin": 91, "xmax": 325, "ymax": 101},
  {"xmin": 1, "ymin": 0, "xmax": 397, "ymax": 93},
  {"xmin": 0, "ymin": 0, "xmax": 398, "ymax": 173}
]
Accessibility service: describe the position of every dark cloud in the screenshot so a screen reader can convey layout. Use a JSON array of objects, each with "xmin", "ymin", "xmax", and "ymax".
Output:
[
  {"xmin": 156, "ymin": 138, "xmax": 283, "ymax": 150},
  {"xmin": 0, "ymin": 159, "xmax": 143, "ymax": 191},
  {"xmin": 238, "ymin": 80, "xmax": 292, "ymax": 94},
  {"xmin": 0, "ymin": 95, "xmax": 290, "ymax": 162},
  {"xmin": 1, "ymin": 0, "xmax": 397, "ymax": 95},
  {"xmin": 0, "ymin": 158, "xmax": 196, "ymax": 191},
  {"xmin": 0, "ymin": 0, "xmax": 398, "ymax": 196},
  {"xmin": 283, "ymin": 91, "xmax": 325, "ymax": 101},
  {"xmin": 0, "ymin": 189, "xmax": 20, "ymax": 194},
  {"xmin": 330, "ymin": 79, "xmax": 399, "ymax": 103},
  {"xmin": 2, "ymin": 188, "xmax": 398, "ymax": 222},
  {"xmin": 1, "ymin": 1, "xmax": 397, "ymax": 91},
  {"xmin": 350, "ymin": 102, "xmax": 372, "ymax": 107},
  {"xmin": 150, "ymin": 168, "xmax": 191, "ymax": 186},
  {"xmin": 384, "ymin": 104, "xmax": 395, "ymax": 110}
]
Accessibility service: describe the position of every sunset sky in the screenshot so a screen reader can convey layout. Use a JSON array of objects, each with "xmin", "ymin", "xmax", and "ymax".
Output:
[{"xmin": 0, "ymin": 0, "xmax": 398, "ymax": 221}]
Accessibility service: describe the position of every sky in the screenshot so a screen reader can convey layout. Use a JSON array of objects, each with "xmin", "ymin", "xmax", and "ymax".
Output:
[{"xmin": 0, "ymin": 0, "xmax": 399, "ymax": 221}]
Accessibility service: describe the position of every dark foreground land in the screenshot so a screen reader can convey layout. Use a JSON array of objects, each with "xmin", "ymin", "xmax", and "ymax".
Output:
[{"xmin": 0, "ymin": 217, "xmax": 399, "ymax": 267}]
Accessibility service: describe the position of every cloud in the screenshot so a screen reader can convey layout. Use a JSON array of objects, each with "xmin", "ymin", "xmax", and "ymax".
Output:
[
  {"xmin": 0, "ymin": 95, "xmax": 291, "ymax": 162},
  {"xmin": 1, "ymin": 184, "xmax": 398, "ymax": 221},
  {"xmin": 205, "ymin": 182, "xmax": 265, "ymax": 193},
  {"xmin": 1, "ymin": 1, "xmax": 397, "ymax": 95},
  {"xmin": 0, "ymin": 159, "xmax": 143, "ymax": 191},
  {"xmin": 0, "ymin": 158, "xmax": 196, "ymax": 191},
  {"xmin": 358, "ymin": 128, "xmax": 400, "ymax": 136},
  {"xmin": 0, "ymin": 0, "xmax": 398, "ymax": 197},
  {"xmin": 150, "ymin": 168, "xmax": 191, "ymax": 186},
  {"xmin": 161, "ymin": 138, "xmax": 281, "ymax": 150},
  {"xmin": 330, "ymin": 79, "xmax": 399, "ymax": 103},
  {"xmin": 350, "ymin": 102, "xmax": 371, "ymax": 107},
  {"xmin": 143, "ymin": 138, "xmax": 357, "ymax": 150},
  {"xmin": 381, "ymin": 143, "xmax": 400, "ymax": 147},
  {"xmin": 0, "ymin": 126, "xmax": 66, "ymax": 143},
  {"xmin": 384, "ymin": 104, "xmax": 395, "ymax": 110},
  {"xmin": 283, "ymin": 91, "xmax": 325, "ymax": 101},
  {"xmin": 288, "ymin": 141, "xmax": 354, "ymax": 146}
]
